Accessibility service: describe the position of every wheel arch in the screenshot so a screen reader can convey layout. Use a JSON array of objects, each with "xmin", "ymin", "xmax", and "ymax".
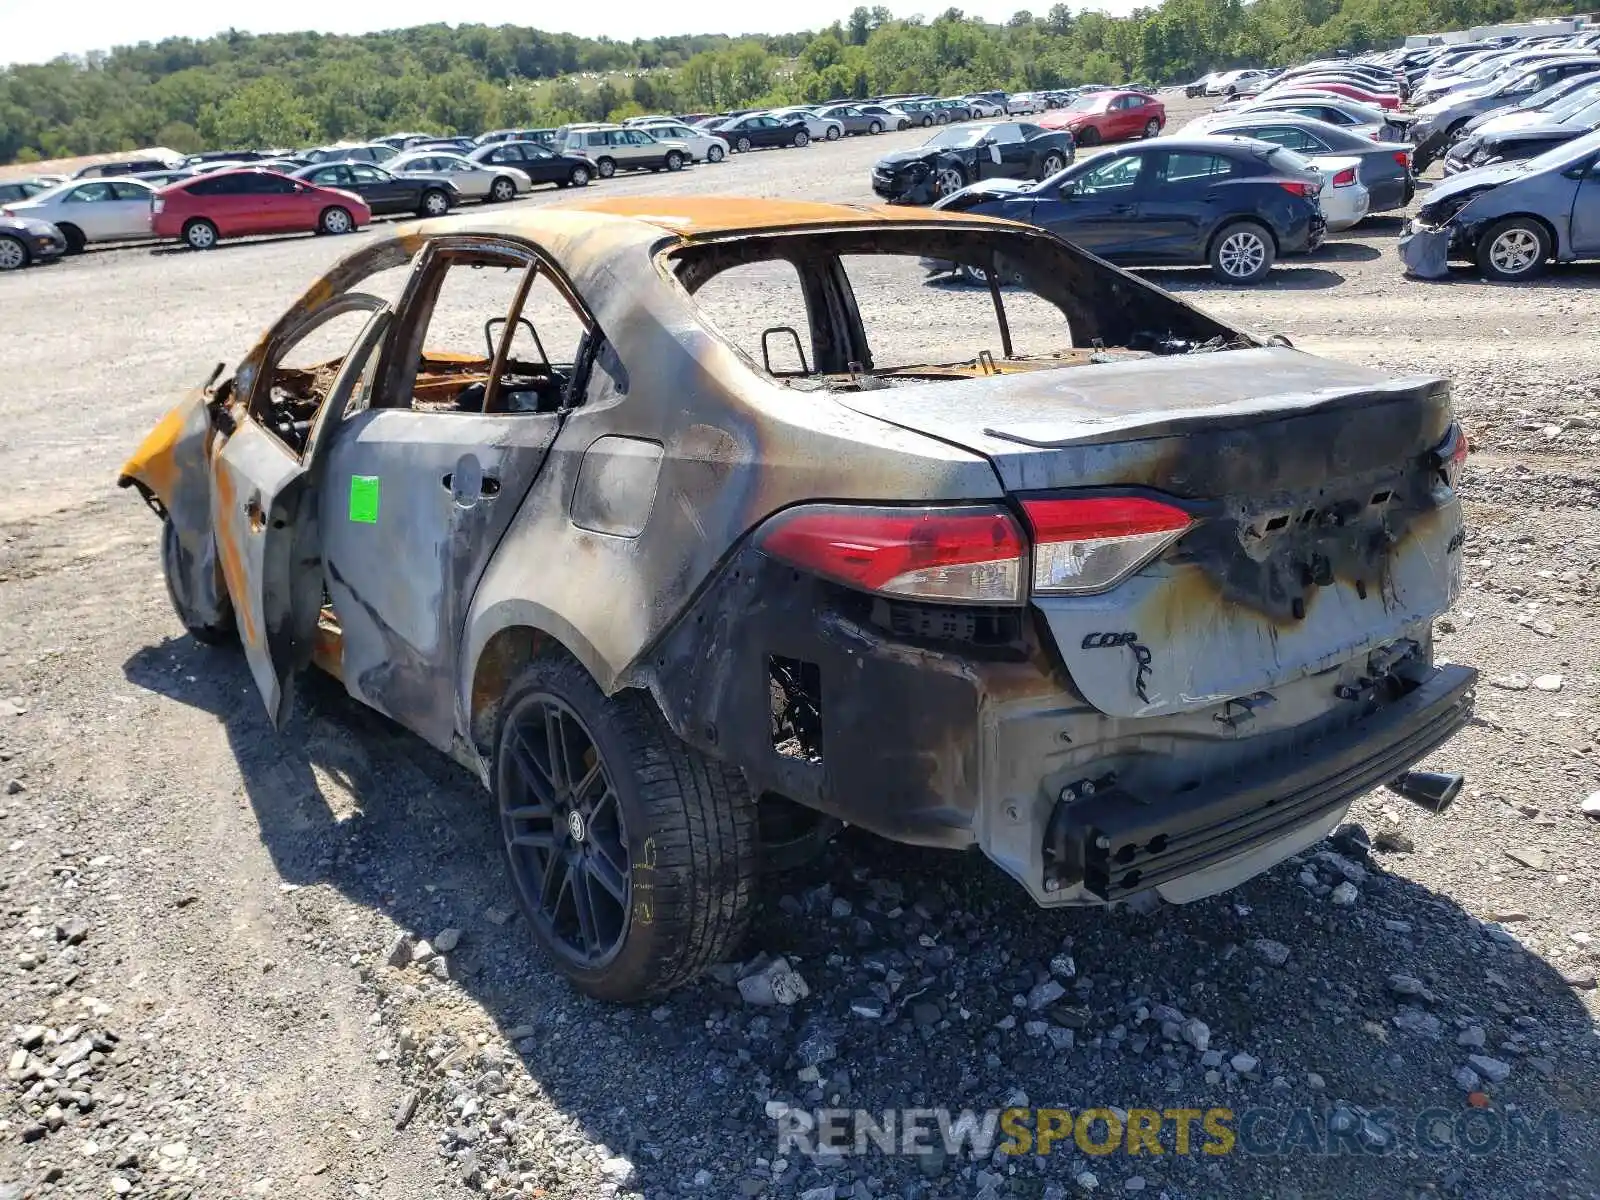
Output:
[
  {"xmin": 463, "ymin": 603, "xmax": 617, "ymax": 757},
  {"xmin": 1206, "ymin": 215, "xmax": 1281, "ymax": 259},
  {"xmin": 1476, "ymin": 210, "xmax": 1562, "ymax": 259}
]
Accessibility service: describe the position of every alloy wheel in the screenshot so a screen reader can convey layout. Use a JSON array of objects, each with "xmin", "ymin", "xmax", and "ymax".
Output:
[
  {"xmin": 0, "ymin": 238, "xmax": 25, "ymax": 271},
  {"xmin": 1489, "ymin": 228, "xmax": 1540, "ymax": 276},
  {"xmin": 500, "ymin": 695, "xmax": 631, "ymax": 968},
  {"xmin": 423, "ymin": 191, "xmax": 449, "ymax": 216},
  {"xmin": 1218, "ymin": 230, "xmax": 1267, "ymax": 279},
  {"xmin": 935, "ymin": 166, "xmax": 966, "ymax": 196}
]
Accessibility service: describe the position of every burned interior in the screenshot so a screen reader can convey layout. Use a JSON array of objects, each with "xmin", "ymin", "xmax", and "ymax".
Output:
[{"xmin": 669, "ymin": 224, "xmax": 1250, "ymax": 391}]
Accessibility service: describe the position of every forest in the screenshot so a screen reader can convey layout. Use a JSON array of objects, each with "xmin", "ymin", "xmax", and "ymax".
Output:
[{"xmin": 0, "ymin": 0, "xmax": 1578, "ymax": 162}]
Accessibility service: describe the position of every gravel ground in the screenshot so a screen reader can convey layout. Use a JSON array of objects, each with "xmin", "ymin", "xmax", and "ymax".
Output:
[{"xmin": 1, "ymin": 95, "xmax": 1598, "ymax": 1200}]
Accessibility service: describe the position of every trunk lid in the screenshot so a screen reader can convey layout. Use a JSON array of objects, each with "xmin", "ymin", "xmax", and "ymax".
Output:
[{"xmin": 834, "ymin": 347, "xmax": 1462, "ymax": 718}]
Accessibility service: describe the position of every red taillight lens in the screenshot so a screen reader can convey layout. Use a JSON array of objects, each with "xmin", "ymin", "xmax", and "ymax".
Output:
[
  {"xmin": 1278, "ymin": 180, "xmax": 1316, "ymax": 198},
  {"xmin": 1430, "ymin": 422, "xmax": 1469, "ymax": 488},
  {"xmin": 1332, "ymin": 167, "xmax": 1357, "ymax": 187},
  {"xmin": 757, "ymin": 504, "xmax": 1026, "ymax": 604},
  {"xmin": 1393, "ymin": 150, "xmax": 1411, "ymax": 167},
  {"xmin": 1023, "ymin": 496, "xmax": 1193, "ymax": 595}
]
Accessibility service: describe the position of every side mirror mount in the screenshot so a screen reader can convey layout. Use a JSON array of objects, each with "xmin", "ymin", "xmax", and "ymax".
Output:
[{"xmin": 1059, "ymin": 181, "xmax": 1079, "ymax": 197}]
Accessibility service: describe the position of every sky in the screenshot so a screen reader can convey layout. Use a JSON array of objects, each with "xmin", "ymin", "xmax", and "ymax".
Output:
[{"xmin": 0, "ymin": 0, "xmax": 1141, "ymax": 67}]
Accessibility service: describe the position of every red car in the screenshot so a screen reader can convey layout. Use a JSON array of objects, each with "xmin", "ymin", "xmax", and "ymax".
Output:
[
  {"xmin": 1039, "ymin": 90, "xmax": 1166, "ymax": 146},
  {"xmin": 1261, "ymin": 79, "xmax": 1400, "ymax": 110},
  {"xmin": 152, "ymin": 169, "xmax": 371, "ymax": 250}
]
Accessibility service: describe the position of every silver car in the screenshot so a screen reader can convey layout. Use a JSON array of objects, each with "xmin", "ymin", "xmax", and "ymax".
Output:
[
  {"xmin": 388, "ymin": 153, "xmax": 533, "ymax": 203},
  {"xmin": 6, "ymin": 177, "xmax": 156, "ymax": 251},
  {"xmin": 765, "ymin": 107, "xmax": 847, "ymax": 141}
]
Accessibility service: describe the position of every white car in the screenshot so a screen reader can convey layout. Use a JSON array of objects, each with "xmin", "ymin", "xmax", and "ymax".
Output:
[
  {"xmin": 965, "ymin": 97, "xmax": 1007, "ymax": 117},
  {"xmin": 6, "ymin": 177, "xmax": 155, "ymax": 251},
  {"xmin": 1307, "ymin": 154, "xmax": 1370, "ymax": 231},
  {"xmin": 1006, "ymin": 92, "xmax": 1048, "ymax": 115},
  {"xmin": 388, "ymin": 152, "xmax": 533, "ymax": 201},
  {"xmin": 632, "ymin": 120, "xmax": 732, "ymax": 163},
  {"xmin": 1207, "ymin": 69, "xmax": 1270, "ymax": 96},
  {"xmin": 766, "ymin": 107, "xmax": 847, "ymax": 141}
]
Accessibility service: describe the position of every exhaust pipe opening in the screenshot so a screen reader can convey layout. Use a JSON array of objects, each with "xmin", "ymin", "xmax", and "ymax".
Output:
[{"xmin": 1387, "ymin": 770, "xmax": 1463, "ymax": 814}]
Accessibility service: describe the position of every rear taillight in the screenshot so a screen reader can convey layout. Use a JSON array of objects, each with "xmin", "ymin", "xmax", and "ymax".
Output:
[
  {"xmin": 1393, "ymin": 150, "xmax": 1411, "ymax": 167},
  {"xmin": 1278, "ymin": 180, "xmax": 1316, "ymax": 198},
  {"xmin": 1431, "ymin": 422, "xmax": 1469, "ymax": 488},
  {"xmin": 1023, "ymin": 496, "xmax": 1192, "ymax": 595},
  {"xmin": 1332, "ymin": 166, "xmax": 1357, "ymax": 187},
  {"xmin": 152, "ymin": 198, "xmax": 164, "ymax": 214},
  {"xmin": 756, "ymin": 504, "xmax": 1026, "ymax": 604}
]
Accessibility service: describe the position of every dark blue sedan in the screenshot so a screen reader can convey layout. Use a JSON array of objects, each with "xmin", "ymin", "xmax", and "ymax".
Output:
[{"xmin": 932, "ymin": 136, "xmax": 1326, "ymax": 283}]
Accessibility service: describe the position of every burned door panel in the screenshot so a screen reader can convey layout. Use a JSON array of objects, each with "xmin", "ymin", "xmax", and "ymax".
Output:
[
  {"xmin": 320, "ymin": 410, "xmax": 563, "ymax": 750},
  {"xmin": 209, "ymin": 416, "xmax": 324, "ymax": 727}
]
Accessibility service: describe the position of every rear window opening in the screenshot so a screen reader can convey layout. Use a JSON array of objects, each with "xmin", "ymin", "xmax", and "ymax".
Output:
[{"xmin": 669, "ymin": 226, "xmax": 1246, "ymax": 393}]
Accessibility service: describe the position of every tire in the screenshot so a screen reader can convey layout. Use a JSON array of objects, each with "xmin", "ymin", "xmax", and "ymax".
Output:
[
  {"xmin": 57, "ymin": 224, "xmax": 86, "ymax": 254},
  {"xmin": 825, "ymin": 125, "xmax": 841, "ymax": 141},
  {"xmin": 868, "ymin": 121, "xmax": 883, "ymax": 135},
  {"xmin": 160, "ymin": 521, "xmax": 235, "ymax": 646},
  {"xmin": 1037, "ymin": 151, "xmax": 1065, "ymax": 180},
  {"xmin": 596, "ymin": 157, "xmax": 617, "ymax": 178},
  {"xmin": 418, "ymin": 188, "xmax": 450, "ymax": 217},
  {"xmin": 1143, "ymin": 118, "xmax": 1162, "ymax": 138},
  {"xmin": 934, "ymin": 164, "xmax": 967, "ymax": 197},
  {"xmin": 489, "ymin": 176, "xmax": 517, "ymax": 203},
  {"xmin": 921, "ymin": 115, "xmax": 933, "ymax": 128},
  {"xmin": 665, "ymin": 150, "xmax": 684, "ymax": 172},
  {"xmin": 182, "ymin": 218, "xmax": 218, "ymax": 251},
  {"xmin": 318, "ymin": 206, "xmax": 353, "ymax": 235},
  {"xmin": 735, "ymin": 136, "xmax": 752, "ymax": 153},
  {"xmin": 1208, "ymin": 220, "xmax": 1275, "ymax": 284},
  {"xmin": 707, "ymin": 143, "xmax": 725, "ymax": 163},
  {"xmin": 935, "ymin": 112, "xmax": 950, "ymax": 125},
  {"xmin": 0, "ymin": 235, "xmax": 28, "ymax": 272},
  {"xmin": 494, "ymin": 653, "xmax": 758, "ymax": 1001},
  {"xmin": 569, "ymin": 165, "xmax": 591, "ymax": 186},
  {"xmin": 793, "ymin": 131, "xmax": 809, "ymax": 148},
  {"xmin": 1077, "ymin": 126, "xmax": 1102, "ymax": 147},
  {"xmin": 1476, "ymin": 217, "xmax": 1549, "ymax": 281}
]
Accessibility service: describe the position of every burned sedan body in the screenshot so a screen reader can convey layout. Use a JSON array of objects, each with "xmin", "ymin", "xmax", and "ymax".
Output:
[{"xmin": 120, "ymin": 198, "xmax": 1474, "ymax": 1002}]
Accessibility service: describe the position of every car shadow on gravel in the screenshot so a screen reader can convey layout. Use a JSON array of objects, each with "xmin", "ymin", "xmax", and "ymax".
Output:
[
  {"xmin": 1138, "ymin": 265, "xmax": 1346, "ymax": 292},
  {"xmin": 122, "ymin": 640, "xmax": 1600, "ymax": 1199}
]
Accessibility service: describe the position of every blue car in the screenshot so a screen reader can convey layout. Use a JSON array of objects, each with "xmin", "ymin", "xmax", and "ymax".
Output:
[
  {"xmin": 1400, "ymin": 126, "xmax": 1600, "ymax": 280},
  {"xmin": 931, "ymin": 136, "xmax": 1325, "ymax": 284}
]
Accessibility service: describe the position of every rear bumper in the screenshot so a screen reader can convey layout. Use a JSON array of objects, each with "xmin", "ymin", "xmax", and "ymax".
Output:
[
  {"xmin": 1048, "ymin": 664, "xmax": 1476, "ymax": 901},
  {"xmin": 643, "ymin": 547, "xmax": 1473, "ymax": 909}
]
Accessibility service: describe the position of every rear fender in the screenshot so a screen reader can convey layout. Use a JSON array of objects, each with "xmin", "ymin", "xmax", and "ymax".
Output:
[{"xmin": 117, "ymin": 383, "xmax": 230, "ymax": 629}]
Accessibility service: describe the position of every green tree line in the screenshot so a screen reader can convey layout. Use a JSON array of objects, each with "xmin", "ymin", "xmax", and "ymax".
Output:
[{"xmin": 0, "ymin": 0, "xmax": 1575, "ymax": 164}]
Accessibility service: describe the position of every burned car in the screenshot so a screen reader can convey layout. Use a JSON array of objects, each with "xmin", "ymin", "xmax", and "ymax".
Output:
[
  {"xmin": 120, "ymin": 197, "xmax": 1475, "ymax": 1001},
  {"xmin": 871, "ymin": 122, "xmax": 1075, "ymax": 204}
]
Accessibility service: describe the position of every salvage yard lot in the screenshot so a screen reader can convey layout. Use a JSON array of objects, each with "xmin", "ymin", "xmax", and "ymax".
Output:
[{"xmin": 1, "ymin": 95, "xmax": 1598, "ymax": 1199}]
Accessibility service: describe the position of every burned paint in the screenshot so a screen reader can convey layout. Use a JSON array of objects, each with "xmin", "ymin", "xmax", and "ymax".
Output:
[{"xmin": 119, "ymin": 197, "xmax": 1473, "ymax": 912}]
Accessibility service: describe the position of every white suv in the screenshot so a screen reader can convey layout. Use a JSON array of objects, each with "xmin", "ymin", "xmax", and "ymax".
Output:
[
  {"xmin": 631, "ymin": 120, "xmax": 732, "ymax": 163},
  {"xmin": 556, "ymin": 125, "xmax": 692, "ymax": 177}
]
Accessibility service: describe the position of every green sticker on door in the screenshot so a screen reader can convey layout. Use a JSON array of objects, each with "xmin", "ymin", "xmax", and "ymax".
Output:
[{"xmin": 348, "ymin": 475, "xmax": 380, "ymax": 524}]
